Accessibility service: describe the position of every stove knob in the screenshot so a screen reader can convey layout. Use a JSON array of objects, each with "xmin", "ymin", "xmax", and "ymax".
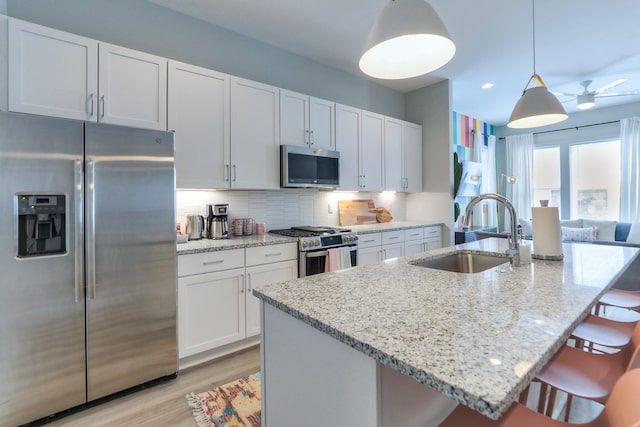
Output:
[
  {"xmin": 302, "ymin": 240, "xmax": 308, "ymax": 248},
  {"xmin": 315, "ymin": 239, "xmax": 321, "ymax": 246}
]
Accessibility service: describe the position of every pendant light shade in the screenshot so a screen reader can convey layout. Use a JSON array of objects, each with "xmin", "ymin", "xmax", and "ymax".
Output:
[
  {"xmin": 507, "ymin": 0, "xmax": 568, "ymax": 129},
  {"xmin": 508, "ymin": 84, "xmax": 568, "ymax": 129},
  {"xmin": 359, "ymin": 0, "xmax": 456, "ymax": 80}
]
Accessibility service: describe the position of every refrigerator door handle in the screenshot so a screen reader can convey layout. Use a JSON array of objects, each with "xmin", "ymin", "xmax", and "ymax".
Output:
[
  {"xmin": 74, "ymin": 160, "xmax": 84, "ymax": 303},
  {"xmin": 86, "ymin": 159, "xmax": 97, "ymax": 299}
]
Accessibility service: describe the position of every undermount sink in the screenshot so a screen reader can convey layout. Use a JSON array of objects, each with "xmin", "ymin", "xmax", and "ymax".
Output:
[{"xmin": 410, "ymin": 251, "xmax": 511, "ymax": 274}]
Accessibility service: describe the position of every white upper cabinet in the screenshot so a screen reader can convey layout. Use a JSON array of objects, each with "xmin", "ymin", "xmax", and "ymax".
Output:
[
  {"xmin": 335, "ymin": 103, "xmax": 361, "ymax": 190},
  {"xmin": 8, "ymin": 18, "xmax": 98, "ymax": 121},
  {"xmin": 230, "ymin": 76, "xmax": 280, "ymax": 189},
  {"xmin": 98, "ymin": 43, "xmax": 167, "ymax": 130},
  {"xmin": 7, "ymin": 18, "xmax": 167, "ymax": 130},
  {"xmin": 403, "ymin": 121, "xmax": 423, "ymax": 192},
  {"xmin": 360, "ymin": 110, "xmax": 384, "ymax": 192},
  {"xmin": 280, "ymin": 89, "xmax": 335, "ymax": 150},
  {"xmin": 384, "ymin": 118, "xmax": 423, "ymax": 192},
  {"xmin": 168, "ymin": 61, "xmax": 230, "ymax": 189},
  {"xmin": 384, "ymin": 117, "xmax": 404, "ymax": 192}
]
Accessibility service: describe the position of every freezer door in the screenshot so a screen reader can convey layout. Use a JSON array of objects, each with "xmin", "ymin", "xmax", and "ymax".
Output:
[
  {"xmin": 84, "ymin": 122, "xmax": 177, "ymax": 401},
  {"xmin": 0, "ymin": 112, "xmax": 86, "ymax": 426}
]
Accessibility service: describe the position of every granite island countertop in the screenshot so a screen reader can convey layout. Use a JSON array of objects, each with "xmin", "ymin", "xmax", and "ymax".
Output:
[{"xmin": 253, "ymin": 238, "xmax": 639, "ymax": 420}]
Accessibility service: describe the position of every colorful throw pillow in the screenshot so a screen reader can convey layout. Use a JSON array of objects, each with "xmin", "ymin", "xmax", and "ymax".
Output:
[
  {"xmin": 583, "ymin": 219, "xmax": 617, "ymax": 241},
  {"xmin": 561, "ymin": 226, "xmax": 598, "ymax": 242}
]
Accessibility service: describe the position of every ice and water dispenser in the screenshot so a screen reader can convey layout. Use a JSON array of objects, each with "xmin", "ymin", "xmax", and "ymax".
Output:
[{"xmin": 17, "ymin": 194, "xmax": 66, "ymax": 257}]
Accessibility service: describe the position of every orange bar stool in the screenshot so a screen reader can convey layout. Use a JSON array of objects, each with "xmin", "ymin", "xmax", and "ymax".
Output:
[
  {"xmin": 439, "ymin": 369, "xmax": 640, "ymax": 427},
  {"xmin": 535, "ymin": 340, "xmax": 640, "ymax": 420},
  {"xmin": 595, "ymin": 289, "xmax": 640, "ymax": 315},
  {"xmin": 571, "ymin": 314, "xmax": 637, "ymax": 351}
]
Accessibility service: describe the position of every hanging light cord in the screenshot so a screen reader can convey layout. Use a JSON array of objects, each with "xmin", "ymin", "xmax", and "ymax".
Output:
[{"xmin": 522, "ymin": 0, "xmax": 548, "ymax": 92}]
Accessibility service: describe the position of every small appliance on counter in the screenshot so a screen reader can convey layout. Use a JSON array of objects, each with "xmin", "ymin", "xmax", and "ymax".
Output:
[
  {"xmin": 207, "ymin": 204, "xmax": 229, "ymax": 239},
  {"xmin": 185, "ymin": 215, "xmax": 205, "ymax": 240}
]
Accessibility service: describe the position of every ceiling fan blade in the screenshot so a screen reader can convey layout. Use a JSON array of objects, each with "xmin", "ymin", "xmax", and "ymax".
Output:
[
  {"xmin": 595, "ymin": 90, "xmax": 640, "ymax": 98},
  {"xmin": 594, "ymin": 78, "xmax": 628, "ymax": 94},
  {"xmin": 552, "ymin": 91, "xmax": 578, "ymax": 97}
]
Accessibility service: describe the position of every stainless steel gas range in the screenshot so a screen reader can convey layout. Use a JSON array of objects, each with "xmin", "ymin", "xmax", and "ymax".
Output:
[{"xmin": 269, "ymin": 226, "xmax": 358, "ymax": 277}]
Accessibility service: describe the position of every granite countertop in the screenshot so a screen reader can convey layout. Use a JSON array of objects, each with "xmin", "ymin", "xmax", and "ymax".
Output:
[
  {"xmin": 348, "ymin": 221, "xmax": 443, "ymax": 234},
  {"xmin": 253, "ymin": 238, "xmax": 639, "ymax": 420},
  {"xmin": 177, "ymin": 222, "xmax": 441, "ymax": 254},
  {"xmin": 176, "ymin": 234, "xmax": 298, "ymax": 255}
]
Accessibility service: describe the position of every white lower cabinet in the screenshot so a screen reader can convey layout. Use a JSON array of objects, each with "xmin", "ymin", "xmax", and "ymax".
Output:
[
  {"xmin": 404, "ymin": 226, "xmax": 442, "ymax": 256},
  {"xmin": 177, "ymin": 249, "xmax": 245, "ymax": 358},
  {"xmin": 177, "ymin": 243, "xmax": 296, "ymax": 359}
]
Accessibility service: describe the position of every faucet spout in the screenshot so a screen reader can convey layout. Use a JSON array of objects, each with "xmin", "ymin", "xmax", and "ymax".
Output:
[{"xmin": 463, "ymin": 193, "xmax": 522, "ymax": 267}]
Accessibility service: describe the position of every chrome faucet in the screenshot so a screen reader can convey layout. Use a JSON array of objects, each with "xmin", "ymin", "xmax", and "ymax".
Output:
[{"xmin": 464, "ymin": 193, "xmax": 522, "ymax": 267}]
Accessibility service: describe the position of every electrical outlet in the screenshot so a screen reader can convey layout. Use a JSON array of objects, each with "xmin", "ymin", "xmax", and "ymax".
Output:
[{"xmin": 328, "ymin": 203, "xmax": 333, "ymax": 214}]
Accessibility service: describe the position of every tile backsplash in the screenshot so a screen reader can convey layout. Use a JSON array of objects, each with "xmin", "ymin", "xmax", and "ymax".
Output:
[{"xmin": 177, "ymin": 189, "xmax": 406, "ymax": 232}]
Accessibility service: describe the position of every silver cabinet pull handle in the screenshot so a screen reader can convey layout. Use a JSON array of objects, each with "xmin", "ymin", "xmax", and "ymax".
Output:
[
  {"xmin": 310, "ymin": 130, "xmax": 315, "ymax": 145},
  {"xmin": 225, "ymin": 164, "xmax": 230, "ymax": 181},
  {"xmin": 264, "ymin": 252, "xmax": 282, "ymax": 257},
  {"xmin": 87, "ymin": 94, "xmax": 94, "ymax": 117},
  {"xmin": 388, "ymin": 236, "xmax": 399, "ymax": 240},
  {"xmin": 233, "ymin": 164, "xmax": 237, "ymax": 182},
  {"xmin": 247, "ymin": 273, "xmax": 252, "ymax": 292},
  {"xmin": 240, "ymin": 274, "xmax": 245, "ymax": 293},
  {"xmin": 86, "ymin": 159, "xmax": 97, "ymax": 299},
  {"xmin": 99, "ymin": 95, "xmax": 105, "ymax": 119},
  {"xmin": 74, "ymin": 160, "xmax": 84, "ymax": 303},
  {"xmin": 305, "ymin": 129, "xmax": 310, "ymax": 145},
  {"xmin": 202, "ymin": 259, "xmax": 224, "ymax": 266}
]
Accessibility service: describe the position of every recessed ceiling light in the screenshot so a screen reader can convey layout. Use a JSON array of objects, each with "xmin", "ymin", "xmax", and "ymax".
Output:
[{"xmin": 481, "ymin": 83, "xmax": 494, "ymax": 89}]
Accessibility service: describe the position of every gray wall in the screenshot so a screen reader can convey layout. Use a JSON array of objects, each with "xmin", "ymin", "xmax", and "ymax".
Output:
[
  {"xmin": 405, "ymin": 80, "xmax": 454, "ymax": 245},
  {"xmin": 6, "ymin": 0, "xmax": 405, "ymax": 118}
]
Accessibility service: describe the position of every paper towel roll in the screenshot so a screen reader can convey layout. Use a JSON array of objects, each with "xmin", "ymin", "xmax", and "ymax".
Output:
[{"xmin": 531, "ymin": 207, "xmax": 564, "ymax": 260}]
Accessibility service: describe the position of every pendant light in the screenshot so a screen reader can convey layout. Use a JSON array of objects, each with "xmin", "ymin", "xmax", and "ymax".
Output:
[
  {"xmin": 507, "ymin": 0, "xmax": 567, "ymax": 129},
  {"xmin": 359, "ymin": 0, "xmax": 456, "ymax": 80}
]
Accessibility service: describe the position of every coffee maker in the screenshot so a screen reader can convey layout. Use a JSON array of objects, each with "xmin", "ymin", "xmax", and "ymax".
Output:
[{"xmin": 207, "ymin": 204, "xmax": 229, "ymax": 239}]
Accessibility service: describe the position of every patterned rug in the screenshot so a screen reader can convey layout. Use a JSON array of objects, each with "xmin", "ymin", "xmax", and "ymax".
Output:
[{"xmin": 187, "ymin": 373, "xmax": 261, "ymax": 427}]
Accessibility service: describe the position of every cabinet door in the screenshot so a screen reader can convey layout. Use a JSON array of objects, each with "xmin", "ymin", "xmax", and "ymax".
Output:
[
  {"xmin": 403, "ymin": 122, "xmax": 423, "ymax": 192},
  {"xmin": 309, "ymin": 97, "xmax": 335, "ymax": 150},
  {"xmin": 404, "ymin": 240, "xmax": 426, "ymax": 256},
  {"xmin": 230, "ymin": 77, "xmax": 280, "ymax": 189},
  {"xmin": 178, "ymin": 268, "xmax": 245, "ymax": 358},
  {"xmin": 384, "ymin": 117, "xmax": 404, "ymax": 191},
  {"xmin": 382, "ymin": 242, "xmax": 404, "ymax": 260},
  {"xmin": 361, "ymin": 110, "xmax": 384, "ymax": 192},
  {"xmin": 280, "ymin": 89, "xmax": 309, "ymax": 147},
  {"xmin": 246, "ymin": 260, "xmax": 297, "ymax": 338},
  {"xmin": 335, "ymin": 103, "xmax": 361, "ymax": 190},
  {"xmin": 98, "ymin": 43, "xmax": 167, "ymax": 130},
  {"xmin": 425, "ymin": 238, "xmax": 442, "ymax": 251},
  {"xmin": 8, "ymin": 18, "xmax": 98, "ymax": 121},
  {"xmin": 168, "ymin": 61, "xmax": 230, "ymax": 189},
  {"xmin": 358, "ymin": 246, "xmax": 382, "ymax": 266}
]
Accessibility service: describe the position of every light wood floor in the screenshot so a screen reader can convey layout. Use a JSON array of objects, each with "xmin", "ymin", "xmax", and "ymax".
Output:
[{"xmin": 43, "ymin": 346, "xmax": 260, "ymax": 427}]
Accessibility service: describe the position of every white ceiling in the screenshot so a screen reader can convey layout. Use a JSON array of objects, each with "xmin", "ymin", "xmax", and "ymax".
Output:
[{"xmin": 148, "ymin": 0, "xmax": 640, "ymax": 126}]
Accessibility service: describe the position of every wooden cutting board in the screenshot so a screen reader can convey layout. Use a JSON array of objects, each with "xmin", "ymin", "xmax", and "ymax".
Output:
[{"xmin": 338, "ymin": 199, "xmax": 377, "ymax": 226}]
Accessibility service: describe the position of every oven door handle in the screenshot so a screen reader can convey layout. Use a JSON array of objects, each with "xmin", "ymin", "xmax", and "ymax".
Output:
[{"xmin": 305, "ymin": 250, "xmax": 328, "ymax": 258}]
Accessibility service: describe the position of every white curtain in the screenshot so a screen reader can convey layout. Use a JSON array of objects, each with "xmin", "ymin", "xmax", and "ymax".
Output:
[
  {"xmin": 505, "ymin": 133, "xmax": 533, "ymax": 231},
  {"xmin": 620, "ymin": 117, "xmax": 640, "ymax": 222},
  {"xmin": 471, "ymin": 132, "xmax": 497, "ymax": 227}
]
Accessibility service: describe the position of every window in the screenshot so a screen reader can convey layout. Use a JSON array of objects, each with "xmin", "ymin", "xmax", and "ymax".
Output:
[
  {"xmin": 533, "ymin": 139, "xmax": 620, "ymax": 220},
  {"xmin": 570, "ymin": 140, "xmax": 620, "ymax": 220},
  {"xmin": 533, "ymin": 147, "xmax": 561, "ymax": 217}
]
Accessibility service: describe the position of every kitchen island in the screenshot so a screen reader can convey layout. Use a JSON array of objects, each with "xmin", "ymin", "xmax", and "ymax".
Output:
[{"xmin": 253, "ymin": 238, "xmax": 639, "ymax": 426}]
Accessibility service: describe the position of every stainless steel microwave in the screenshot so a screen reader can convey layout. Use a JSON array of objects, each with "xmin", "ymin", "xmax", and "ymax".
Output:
[{"xmin": 281, "ymin": 145, "xmax": 340, "ymax": 188}]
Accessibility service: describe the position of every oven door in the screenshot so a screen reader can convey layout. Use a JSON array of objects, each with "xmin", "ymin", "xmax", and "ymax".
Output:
[{"xmin": 300, "ymin": 245, "xmax": 358, "ymax": 277}]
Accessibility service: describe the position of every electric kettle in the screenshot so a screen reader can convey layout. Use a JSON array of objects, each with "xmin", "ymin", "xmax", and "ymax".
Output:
[{"xmin": 185, "ymin": 215, "xmax": 205, "ymax": 240}]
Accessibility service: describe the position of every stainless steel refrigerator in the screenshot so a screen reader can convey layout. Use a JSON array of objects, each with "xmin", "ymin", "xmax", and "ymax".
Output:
[{"xmin": 0, "ymin": 111, "xmax": 177, "ymax": 426}]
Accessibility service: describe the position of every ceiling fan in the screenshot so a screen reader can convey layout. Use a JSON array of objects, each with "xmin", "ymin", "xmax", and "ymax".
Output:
[{"xmin": 553, "ymin": 79, "xmax": 640, "ymax": 110}]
